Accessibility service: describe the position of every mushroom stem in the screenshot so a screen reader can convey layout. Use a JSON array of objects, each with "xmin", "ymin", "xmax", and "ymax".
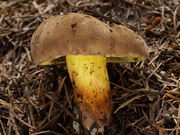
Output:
[{"xmin": 66, "ymin": 55, "xmax": 111, "ymax": 130}]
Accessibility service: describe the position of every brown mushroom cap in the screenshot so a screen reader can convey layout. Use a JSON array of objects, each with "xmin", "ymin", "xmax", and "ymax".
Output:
[{"xmin": 30, "ymin": 13, "xmax": 148, "ymax": 65}]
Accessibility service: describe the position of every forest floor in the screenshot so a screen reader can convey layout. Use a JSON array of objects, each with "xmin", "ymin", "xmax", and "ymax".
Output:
[{"xmin": 0, "ymin": 0, "xmax": 179, "ymax": 135}]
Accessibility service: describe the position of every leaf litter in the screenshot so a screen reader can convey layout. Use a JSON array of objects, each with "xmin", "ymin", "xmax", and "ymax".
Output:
[{"xmin": 0, "ymin": 0, "xmax": 179, "ymax": 134}]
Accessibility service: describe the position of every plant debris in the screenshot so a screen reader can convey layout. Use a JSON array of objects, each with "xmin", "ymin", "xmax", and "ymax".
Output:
[{"xmin": 0, "ymin": 0, "xmax": 179, "ymax": 135}]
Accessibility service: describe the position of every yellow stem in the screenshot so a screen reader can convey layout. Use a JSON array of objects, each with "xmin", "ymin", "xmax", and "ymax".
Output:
[{"xmin": 66, "ymin": 55, "xmax": 111, "ymax": 130}]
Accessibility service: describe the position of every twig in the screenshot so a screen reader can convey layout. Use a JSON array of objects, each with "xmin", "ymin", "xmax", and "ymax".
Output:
[{"xmin": 0, "ymin": 119, "xmax": 7, "ymax": 135}]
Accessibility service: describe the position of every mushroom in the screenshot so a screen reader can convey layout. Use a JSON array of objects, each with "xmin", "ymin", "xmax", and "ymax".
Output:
[{"xmin": 30, "ymin": 13, "xmax": 148, "ymax": 131}]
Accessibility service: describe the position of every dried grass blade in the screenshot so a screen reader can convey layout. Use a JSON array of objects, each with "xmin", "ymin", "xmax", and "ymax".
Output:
[{"xmin": 114, "ymin": 95, "xmax": 144, "ymax": 114}]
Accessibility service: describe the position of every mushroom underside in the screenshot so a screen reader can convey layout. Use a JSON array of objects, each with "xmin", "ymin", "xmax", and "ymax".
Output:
[{"xmin": 40, "ymin": 54, "xmax": 145, "ymax": 65}]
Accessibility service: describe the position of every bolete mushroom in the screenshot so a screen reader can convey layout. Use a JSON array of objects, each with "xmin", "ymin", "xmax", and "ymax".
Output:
[{"xmin": 30, "ymin": 13, "xmax": 148, "ymax": 131}]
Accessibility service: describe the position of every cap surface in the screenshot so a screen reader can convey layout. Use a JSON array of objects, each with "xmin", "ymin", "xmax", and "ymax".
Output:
[{"xmin": 30, "ymin": 13, "xmax": 148, "ymax": 64}]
